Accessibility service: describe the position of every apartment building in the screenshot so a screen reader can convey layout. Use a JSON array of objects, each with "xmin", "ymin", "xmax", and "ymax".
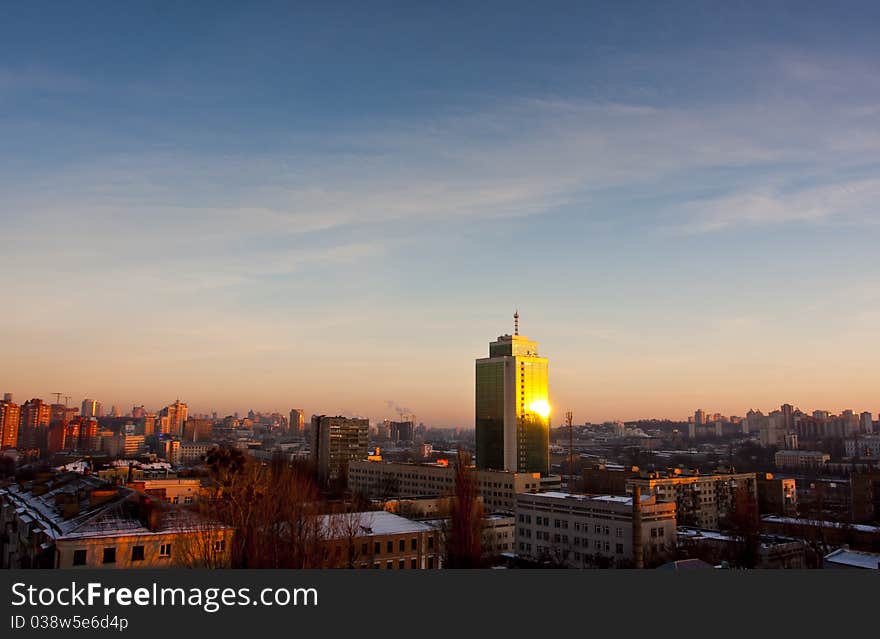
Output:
[
  {"xmin": 318, "ymin": 510, "xmax": 440, "ymax": 569},
  {"xmin": 627, "ymin": 469, "xmax": 757, "ymax": 529},
  {"xmin": 0, "ymin": 471, "xmax": 232, "ymax": 569},
  {"xmin": 515, "ymin": 491, "xmax": 676, "ymax": 568},
  {"xmin": 348, "ymin": 459, "xmax": 555, "ymax": 513}
]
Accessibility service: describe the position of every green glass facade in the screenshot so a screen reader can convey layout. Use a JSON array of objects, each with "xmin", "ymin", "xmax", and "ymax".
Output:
[{"xmin": 475, "ymin": 361, "xmax": 505, "ymax": 471}]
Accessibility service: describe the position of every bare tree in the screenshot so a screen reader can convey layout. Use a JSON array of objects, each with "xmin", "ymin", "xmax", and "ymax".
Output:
[{"xmin": 444, "ymin": 449, "xmax": 484, "ymax": 568}]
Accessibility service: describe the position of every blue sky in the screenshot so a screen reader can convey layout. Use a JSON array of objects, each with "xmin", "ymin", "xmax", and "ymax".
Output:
[{"xmin": 3, "ymin": 2, "xmax": 880, "ymax": 424}]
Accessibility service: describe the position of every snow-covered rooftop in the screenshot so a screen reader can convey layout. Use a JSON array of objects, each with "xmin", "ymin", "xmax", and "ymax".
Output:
[
  {"xmin": 824, "ymin": 548, "xmax": 880, "ymax": 570},
  {"xmin": 319, "ymin": 510, "xmax": 434, "ymax": 539}
]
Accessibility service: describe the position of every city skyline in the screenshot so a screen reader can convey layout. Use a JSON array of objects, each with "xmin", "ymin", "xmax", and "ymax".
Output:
[{"xmin": 4, "ymin": 3, "xmax": 880, "ymax": 424}]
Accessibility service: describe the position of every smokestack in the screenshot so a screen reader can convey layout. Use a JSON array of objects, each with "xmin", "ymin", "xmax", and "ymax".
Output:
[{"xmin": 632, "ymin": 484, "xmax": 644, "ymax": 569}]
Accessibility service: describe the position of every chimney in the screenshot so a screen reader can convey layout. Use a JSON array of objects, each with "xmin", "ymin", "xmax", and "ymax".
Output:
[{"xmin": 632, "ymin": 485, "xmax": 644, "ymax": 569}]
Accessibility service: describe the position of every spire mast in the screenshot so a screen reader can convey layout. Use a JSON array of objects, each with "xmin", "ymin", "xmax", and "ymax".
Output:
[{"xmin": 514, "ymin": 310, "xmax": 519, "ymax": 336}]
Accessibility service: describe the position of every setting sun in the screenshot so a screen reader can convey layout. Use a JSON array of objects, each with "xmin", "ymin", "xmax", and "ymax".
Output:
[{"xmin": 529, "ymin": 399, "xmax": 551, "ymax": 418}]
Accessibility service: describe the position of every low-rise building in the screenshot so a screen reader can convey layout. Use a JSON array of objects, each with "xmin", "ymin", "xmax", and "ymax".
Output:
[
  {"xmin": 126, "ymin": 478, "xmax": 204, "ymax": 505},
  {"xmin": 677, "ymin": 527, "xmax": 806, "ymax": 569},
  {"xmin": 348, "ymin": 459, "xmax": 556, "ymax": 513},
  {"xmin": 515, "ymin": 491, "xmax": 676, "ymax": 568},
  {"xmin": 774, "ymin": 450, "xmax": 830, "ymax": 471},
  {"xmin": 756, "ymin": 473, "xmax": 798, "ymax": 516},
  {"xmin": 627, "ymin": 469, "xmax": 757, "ymax": 530},
  {"xmin": 0, "ymin": 472, "xmax": 233, "ymax": 569},
  {"xmin": 317, "ymin": 510, "xmax": 441, "ymax": 569},
  {"xmin": 823, "ymin": 547, "xmax": 880, "ymax": 570},
  {"xmin": 845, "ymin": 436, "xmax": 880, "ymax": 460}
]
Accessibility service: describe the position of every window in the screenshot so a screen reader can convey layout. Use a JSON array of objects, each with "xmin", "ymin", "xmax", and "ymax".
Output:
[
  {"xmin": 213, "ymin": 540, "xmax": 226, "ymax": 553},
  {"xmin": 427, "ymin": 557, "xmax": 434, "ymax": 569},
  {"xmin": 131, "ymin": 546, "xmax": 145, "ymax": 562},
  {"xmin": 398, "ymin": 539, "xmax": 404, "ymax": 552},
  {"xmin": 184, "ymin": 496, "xmax": 193, "ymax": 505},
  {"xmin": 399, "ymin": 559, "xmax": 406, "ymax": 569},
  {"xmin": 361, "ymin": 543, "xmax": 368, "ymax": 555},
  {"xmin": 387, "ymin": 541, "xmax": 393, "ymax": 553},
  {"xmin": 102, "ymin": 547, "xmax": 116, "ymax": 564},
  {"xmin": 386, "ymin": 561, "xmax": 393, "ymax": 569},
  {"xmin": 159, "ymin": 543, "xmax": 171, "ymax": 557},
  {"xmin": 72, "ymin": 550, "xmax": 87, "ymax": 566},
  {"xmin": 616, "ymin": 544, "xmax": 624, "ymax": 555},
  {"xmin": 411, "ymin": 558, "xmax": 417, "ymax": 569},
  {"xmin": 428, "ymin": 536, "xmax": 434, "ymax": 549},
  {"xmin": 658, "ymin": 527, "xmax": 665, "ymax": 537}
]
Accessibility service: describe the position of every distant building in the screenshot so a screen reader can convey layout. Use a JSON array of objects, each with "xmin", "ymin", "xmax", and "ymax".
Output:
[
  {"xmin": 289, "ymin": 409, "xmax": 305, "ymax": 435},
  {"xmin": 348, "ymin": 459, "xmax": 553, "ymax": 513},
  {"xmin": 183, "ymin": 418, "xmax": 213, "ymax": 442},
  {"xmin": 756, "ymin": 473, "xmax": 797, "ymax": 516},
  {"xmin": 179, "ymin": 441, "xmax": 217, "ymax": 463},
  {"xmin": 127, "ymin": 478, "xmax": 203, "ymax": 506},
  {"xmin": 851, "ymin": 470, "xmax": 880, "ymax": 524},
  {"xmin": 310, "ymin": 415, "xmax": 369, "ymax": 486},
  {"xmin": 515, "ymin": 491, "xmax": 676, "ymax": 568},
  {"xmin": 582, "ymin": 463, "xmax": 639, "ymax": 495},
  {"xmin": 860, "ymin": 411, "xmax": 874, "ymax": 434},
  {"xmin": 845, "ymin": 436, "xmax": 880, "ymax": 460},
  {"xmin": 774, "ymin": 450, "xmax": 829, "ymax": 471},
  {"xmin": 475, "ymin": 313, "xmax": 550, "ymax": 475},
  {"xmin": 81, "ymin": 398, "xmax": 103, "ymax": 418},
  {"xmin": 162, "ymin": 439, "xmax": 181, "ymax": 464},
  {"xmin": 678, "ymin": 527, "xmax": 806, "ymax": 569},
  {"xmin": 18, "ymin": 398, "xmax": 51, "ymax": 449},
  {"xmin": 624, "ymin": 469, "xmax": 757, "ymax": 530},
  {"xmin": 102, "ymin": 433, "xmax": 146, "ymax": 458},
  {"xmin": 159, "ymin": 400, "xmax": 188, "ymax": 436},
  {"xmin": 0, "ymin": 397, "xmax": 21, "ymax": 449}
]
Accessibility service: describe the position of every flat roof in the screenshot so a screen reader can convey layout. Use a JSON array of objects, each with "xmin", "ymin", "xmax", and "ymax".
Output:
[{"xmin": 824, "ymin": 548, "xmax": 880, "ymax": 569}]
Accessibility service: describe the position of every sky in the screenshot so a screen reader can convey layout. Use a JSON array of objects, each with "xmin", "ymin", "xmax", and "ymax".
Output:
[{"xmin": 3, "ymin": 1, "xmax": 880, "ymax": 425}]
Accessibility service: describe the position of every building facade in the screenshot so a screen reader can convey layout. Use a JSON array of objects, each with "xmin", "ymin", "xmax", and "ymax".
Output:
[
  {"xmin": 627, "ymin": 470, "xmax": 758, "ymax": 530},
  {"xmin": 348, "ymin": 459, "xmax": 551, "ymax": 513},
  {"xmin": 0, "ymin": 472, "xmax": 232, "ymax": 569},
  {"xmin": 515, "ymin": 491, "xmax": 677, "ymax": 568},
  {"xmin": 310, "ymin": 415, "xmax": 369, "ymax": 486},
  {"xmin": 475, "ymin": 313, "xmax": 550, "ymax": 475}
]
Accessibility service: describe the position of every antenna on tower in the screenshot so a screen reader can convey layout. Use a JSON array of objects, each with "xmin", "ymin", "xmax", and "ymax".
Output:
[
  {"xmin": 52, "ymin": 392, "xmax": 63, "ymax": 404},
  {"xmin": 514, "ymin": 310, "xmax": 519, "ymax": 336}
]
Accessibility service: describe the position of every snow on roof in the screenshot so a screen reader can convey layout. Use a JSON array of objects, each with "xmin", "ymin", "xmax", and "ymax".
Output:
[
  {"xmin": 824, "ymin": 548, "xmax": 880, "ymax": 570},
  {"xmin": 520, "ymin": 491, "xmax": 653, "ymax": 505},
  {"xmin": 763, "ymin": 515, "xmax": 880, "ymax": 534},
  {"xmin": 4, "ymin": 471, "xmax": 228, "ymax": 541},
  {"xmin": 319, "ymin": 510, "xmax": 434, "ymax": 539}
]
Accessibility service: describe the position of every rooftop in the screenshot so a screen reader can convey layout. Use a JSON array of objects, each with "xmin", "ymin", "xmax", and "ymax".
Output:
[
  {"xmin": 823, "ymin": 548, "xmax": 880, "ymax": 570},
  {"xmin": 319, "ymin": 510, "xmax": 435, "ymax": 539}
]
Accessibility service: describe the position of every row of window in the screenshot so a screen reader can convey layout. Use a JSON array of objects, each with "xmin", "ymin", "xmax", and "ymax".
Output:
[
  {"xmin": 366, "ymin": 537, "xmax": 434, "ymax": 556},
  {"xmin": 72, "ymin": 541, "xmax": 196, "ymax": 565},
  {"xmin": 520, "ymin": 541, "xmax": 625, "ymax": 555},
  {"xmin": 365, "ymin": 557, "xmax": 435, "ymax": 569}
]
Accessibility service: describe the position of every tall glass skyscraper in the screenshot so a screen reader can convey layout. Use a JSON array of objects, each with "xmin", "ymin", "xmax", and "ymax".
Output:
[{"xmin": 475, "ymin": 313, "xmax": 549, "ymax": 475}]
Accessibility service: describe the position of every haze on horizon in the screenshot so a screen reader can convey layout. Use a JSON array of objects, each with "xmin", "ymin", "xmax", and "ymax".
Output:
[{"xmin": 3, "ymin": 2, "xmax": 880, "ymax": 426}]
